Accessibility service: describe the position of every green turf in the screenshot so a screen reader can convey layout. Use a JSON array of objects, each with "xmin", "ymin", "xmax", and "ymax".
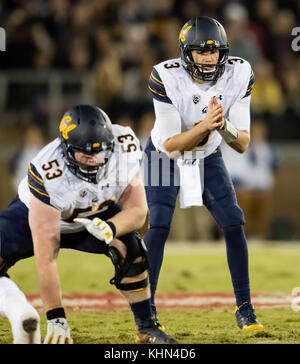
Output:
[
  {"xmin": 9, "ymin": 242, "xmax": 300, "ymax": 294},
  {"xmin": 1, "ymin": 242, "xmax": 300, "ymax": 344},
  {"xmin": 1, "ymin": 308, "xmax": 300, "ymax": 344}
]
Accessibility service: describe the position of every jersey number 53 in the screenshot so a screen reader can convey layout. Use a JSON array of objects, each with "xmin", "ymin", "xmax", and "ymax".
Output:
[
  {"xmin": 42, "ymin": 159, "xmax": 63, "ymax": 180},
  {"xmin": 117, "ymin": 134, "xmax": 138, "ymax": 153}
]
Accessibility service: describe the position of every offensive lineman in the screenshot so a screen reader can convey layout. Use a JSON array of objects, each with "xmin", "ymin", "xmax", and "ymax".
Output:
[
  {"xmin": 0, "ymin": 105, "xmax": 176, "ymax": 344},
  {"xmin": 144, "ymin": 17, "xmax": 264, "ymax": 330}
]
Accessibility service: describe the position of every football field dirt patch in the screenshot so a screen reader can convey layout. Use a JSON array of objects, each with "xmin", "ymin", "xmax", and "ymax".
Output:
[{"xmin": 27, "ymin": 292, "xmax": 293, "ymax": 311}]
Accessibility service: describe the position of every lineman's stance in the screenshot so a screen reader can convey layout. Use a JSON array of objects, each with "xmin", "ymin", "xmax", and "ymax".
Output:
[
  {"xmin": 145, "ymin": 17, "xmax": 264, "ymax": 330},
  {"xmin": 0, "ymin": 105, "xmax": 176, "ymax": 344}
]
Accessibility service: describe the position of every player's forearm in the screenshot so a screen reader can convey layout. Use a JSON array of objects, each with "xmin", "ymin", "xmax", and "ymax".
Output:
[
  {"xmin": 163, "ymin": 125, "xmax": 209, "ymax": 157},
  {"xmin": 35, "ymin": 257, "xmax": 63, "ymax": 311},
  {"xmin": 109, "ymin": 206, "xmax": 147, "ymax": 237},
  {"xmin": 29, "ymin": 195, "xmax": 63, "ymax": 310},
  {"xmin": 33, "ymin": 233, "xmax": 63, "ymax": 311},
  {"xmin": 227, "ymin": 130, "xmax": 250, "ymax": 153}
]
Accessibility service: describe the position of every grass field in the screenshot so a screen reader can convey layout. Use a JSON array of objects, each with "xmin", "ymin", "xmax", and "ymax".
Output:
[{"xmin": 1, "ymin": 241, "xmax": 300, "ymax": 344}]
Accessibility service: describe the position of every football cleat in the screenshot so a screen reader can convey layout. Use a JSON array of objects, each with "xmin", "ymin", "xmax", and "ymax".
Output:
[
  {"xmin": 154, "ymin": 317, "xmax": 166, "ymax": 331},
  {"xmin": 235, "ymin": 302, "xmax": 264, "ymax": 331},
  {"xmin": 151, "ymin": 304, "xmax": 165, "ymax": 331},
  {"xmin": 152, "ymin": 315, "xmax": 166, "ymax": 331},
  {"xmin": 136, "ymin": 322, "xmax": 177, "ymax": 344}
]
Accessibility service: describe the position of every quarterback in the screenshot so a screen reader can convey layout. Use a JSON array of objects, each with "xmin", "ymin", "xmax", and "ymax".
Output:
[
  {"xmin": 144, "ymin": 17, "xmax": 263, "ymax": 330},
  {"xmin": 0, "ymin": 105, "xmax": 176, "ymax": 344}
]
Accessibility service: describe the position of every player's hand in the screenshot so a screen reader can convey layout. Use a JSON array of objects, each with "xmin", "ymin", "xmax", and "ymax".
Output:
[
  {"xmin": 74, "ymin": 217, "xmax": 114, "ymax": 244},
  {"xmin": 203, "ymin": 97, "xmax": 224, "ymax": 131},
  {"xmin": 44, "ymin": 317, "xmax": 73, "ymax": 344}
]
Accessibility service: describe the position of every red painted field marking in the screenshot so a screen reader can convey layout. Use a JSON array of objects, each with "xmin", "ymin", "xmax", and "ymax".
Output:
[{"xmin": 27, "ymin": 292, "xmax": 292, "ymax": 311}]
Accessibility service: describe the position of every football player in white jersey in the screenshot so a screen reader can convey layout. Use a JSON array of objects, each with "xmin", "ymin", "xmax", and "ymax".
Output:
[
  {"xmin": 144, "ymin": 17, "xmax": 263, "ymax": 331},
  {"xmin": 0, "ymin": 105, "xmax": 176, "ymax": 344}
]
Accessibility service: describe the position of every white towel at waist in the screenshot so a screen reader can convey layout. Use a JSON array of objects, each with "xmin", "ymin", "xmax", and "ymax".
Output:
[{"xmin": 176, "ymin": 151, "xmax": 204, "ymax": 208}]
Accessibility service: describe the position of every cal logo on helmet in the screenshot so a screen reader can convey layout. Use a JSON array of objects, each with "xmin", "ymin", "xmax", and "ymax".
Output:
[
  {"xmin": 59, "ymin": 116, "xmax": 77, "ymax": 139},
  {"xmin": 179, "ymin": 23, "xmax": 192, "ymax": 43}
]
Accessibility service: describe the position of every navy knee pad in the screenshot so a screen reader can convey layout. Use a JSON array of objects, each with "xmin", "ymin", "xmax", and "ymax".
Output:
[{"xmin": 107, "ymin": 232, "xmax": 149, "ymax": 291}]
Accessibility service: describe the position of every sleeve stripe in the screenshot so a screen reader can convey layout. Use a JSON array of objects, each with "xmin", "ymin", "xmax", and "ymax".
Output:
[
  {"xmin": 28, "ymin": 164, "xmax": 43, "ymax": 184},
  {"xmin": 27, "ymin": 162, "xmax": 51, "ymax": 204},
  {"xmin": 152, "ymin": 67, "xmax": 164, "ymax": 82},
  {"xmin": 148, "ymin": 85, "xmax": 167, "ymax": 97},
  {"xmin": 150, "ymin": 72, "xmax": 164, "ymax": 85},
  {"xmin": 150, "ymin": 74, "xmax": 164, "ymax": 88},
  {"xmin": 28, "ymin": 183, "xmax": 50, "ymax": 198},
  {"xmin": 28, "ymin": 182, "xmax": 51, "ymax": 205},
  {"xmin": 148, "ymin": 67, "xmax": 172, "ymax": 104},
  {"xmin": 243, "ymin": 70, "xmax": 255, "ymax": 98}
]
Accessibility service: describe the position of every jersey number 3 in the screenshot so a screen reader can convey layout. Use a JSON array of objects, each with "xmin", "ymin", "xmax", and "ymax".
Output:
[{"xmin": 164, "ymin": 62, "xmax": 180, "ymax": 69}]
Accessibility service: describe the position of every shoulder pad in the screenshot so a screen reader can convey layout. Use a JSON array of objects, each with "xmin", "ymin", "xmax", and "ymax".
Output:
[
  {"xmin": 112, "ymin": 124, "xmax": 142, "ymax": 156},
  {"xmin": 148, "ymin": 66, "xmax": 172, "ymax": 104},
  {"xmin": 226, "ymin": 57, "xmax": 254, "ymax": 99}
]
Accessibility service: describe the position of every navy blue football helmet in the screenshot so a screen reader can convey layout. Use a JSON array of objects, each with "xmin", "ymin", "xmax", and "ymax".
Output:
[
  {"xmin": 59, "ymin": 105, "xmax": 114, "ymax": 183},
  {"xmin": 179, "ymin": 17, "xmax": 229, "ymax": 82}
]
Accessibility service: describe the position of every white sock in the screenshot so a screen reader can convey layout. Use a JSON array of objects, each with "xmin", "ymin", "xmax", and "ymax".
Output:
[{"xmin": 0, "ymin": 276, "xmax": 41, "ymax": 344}]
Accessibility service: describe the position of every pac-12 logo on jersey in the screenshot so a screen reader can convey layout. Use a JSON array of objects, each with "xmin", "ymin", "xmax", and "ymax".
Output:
[{"xmin": 192, "ymin": 95, "xmax": 201, "ymax": 104}]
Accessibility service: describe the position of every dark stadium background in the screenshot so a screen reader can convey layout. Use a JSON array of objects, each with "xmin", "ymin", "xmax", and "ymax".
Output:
[{"xmin": 0, "ymin": 0, "xmax": 299, "ymax": 239}]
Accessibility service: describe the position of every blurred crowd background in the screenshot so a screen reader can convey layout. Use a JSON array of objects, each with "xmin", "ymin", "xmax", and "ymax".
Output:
[{"xmin": 0, "ymin": 0, "xmax": 300, "ymax": 241}]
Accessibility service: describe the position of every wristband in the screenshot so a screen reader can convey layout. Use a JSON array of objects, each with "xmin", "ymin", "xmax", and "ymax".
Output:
[
  {"xmin": 46, "ymin": 307, "xmax": 66, "ymax": 320},
  {"xmin": 107, "ymin": 221, "xmax": 116, "ymax": 237},
  {"xmin": 218, "ymin": 118, "xmax": 238, "ymax": 143}
]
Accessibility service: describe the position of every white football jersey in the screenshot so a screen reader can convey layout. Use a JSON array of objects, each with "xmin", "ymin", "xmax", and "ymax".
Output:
[
  {"xmin": 18, "ymin": 124, "xmax": 142, "ymax": 234},
  {"xmin": 148, "ymin": 56, "xmax": 254, "ymax": 156}
]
